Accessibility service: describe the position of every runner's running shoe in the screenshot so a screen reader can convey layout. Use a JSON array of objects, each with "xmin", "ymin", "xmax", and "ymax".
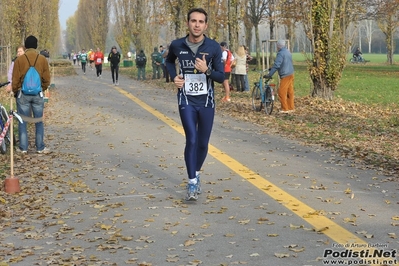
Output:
[
  {"xmin": 196, "ymin": 174, "xmax": 201, "ymax": 194},
  {"xmin": 186, "ymin": 183, "xmax": 198, "ymax": 201}
]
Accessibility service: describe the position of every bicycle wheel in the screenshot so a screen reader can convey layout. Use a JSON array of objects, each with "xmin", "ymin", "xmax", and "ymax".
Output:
[
  {"xmin": 0, "ymin": 106, "xmax": 13, "ymax": 154},
  {"xmin": 0, "ymin": 138, "xmax": 6, "ymax": 154},
  {"xmin": 251, "ymin": 85, "xmax": 262, "ymax": 111},
  {"xmin": 264, "ymin": 86, "xmax": 274, "ymax": 115},
  {"xmin": 0, "ymin": 123, "xmax": 6, "ymax": 154}
]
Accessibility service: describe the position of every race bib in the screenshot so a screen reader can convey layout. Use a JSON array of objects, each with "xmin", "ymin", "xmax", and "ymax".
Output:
[
  {"xmin": 184, "ymin": 74, "xmax": 208, "ymax": 96},
  {"xmin": 96, "ymin": 58, "xmax": 102, "ymax": 63}
]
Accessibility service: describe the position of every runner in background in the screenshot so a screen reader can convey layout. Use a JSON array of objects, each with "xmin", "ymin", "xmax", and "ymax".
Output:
[
  {"xmin": 108, "ymin": 46, "xmax": 121, "ymax": 85},
  {"xmin": 88, "ymin": 49, "xmax": 95, "ymax": 70},
  {"xmin": 94, "ymin": 47, "xmax": 104, "ymax": 78},
  {"xmin": 79, "ymin": 49, "xmax": 88, "ymax": 75}
]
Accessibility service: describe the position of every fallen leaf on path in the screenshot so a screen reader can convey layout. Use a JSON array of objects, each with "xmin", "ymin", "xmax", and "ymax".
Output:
[
  {"xmin": 274, "ymin": 253, "xmax": 290, "ymax": 258},
  {"xmin": 184, "ymin": 240, "xmax": 195, "ymax": 247}
]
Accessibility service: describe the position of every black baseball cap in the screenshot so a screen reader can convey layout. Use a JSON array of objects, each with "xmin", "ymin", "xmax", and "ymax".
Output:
[{"xmin": 220, "ymin": 42, "xmax": 227, "ymax": 47}]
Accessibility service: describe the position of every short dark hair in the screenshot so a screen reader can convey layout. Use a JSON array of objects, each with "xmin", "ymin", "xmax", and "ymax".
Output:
[{"xmin": 187, "ymin": 8, "xmax": 208, "ymax": 23}]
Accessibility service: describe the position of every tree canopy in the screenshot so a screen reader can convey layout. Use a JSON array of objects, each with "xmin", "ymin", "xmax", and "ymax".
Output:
[
  {"xmin": 1, "ymin": 0, "xmax": 397, "ymax": 100},
  {"xmin": 0, "ymin": 0, "xmax": 60, "ymax": 55}
]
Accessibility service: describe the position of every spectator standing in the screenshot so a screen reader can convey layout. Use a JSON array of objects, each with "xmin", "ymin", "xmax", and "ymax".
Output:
[
  {"xmin": 6, "ymin": 45, "xmax": 25, "ymax": 93},
  {"xmin": 151, "ymin": 47, "xmax": 162, "ymax": 79},
  {"xmin": 11, "ymin": 35, "xmax": 51, "ymax": 154},
  {"xmin": 94, "ymin": 47, "xmax": 104, "ymax": 78},
  {"xmin": 159, "ymin": 45, "xmax": 166, "ymax": 78},
  {"xmin": 265, "ymin": 40, "xmax": 294, "ymax": 113},
  {"xmin": 233, "ymin": 46, "xmax": 247, "ymax": 92},
  {"xmin": 108, "ymin": 46, "xmax": 121, "ymax": 85},
  {"xmin": 230, "ymin": 45, "xmax": 236, "ymax": 90},
  {"xmin": 166, "ymin": 7, "xmax": 224, "ymax": 201},
  {"xmin": 163, "ymin": 45, "xmax": 170, "ymax": 83},
  {"xmin": 40, "ymin": 49, "xmax": 50, "ymax": 62},
  {"xmin": 135, "ymin": 49, "xmax": 147, "ymax": 80},
  {"xmin": 220, "ymin": 42, "xmax": 234, "ymax": 102}
]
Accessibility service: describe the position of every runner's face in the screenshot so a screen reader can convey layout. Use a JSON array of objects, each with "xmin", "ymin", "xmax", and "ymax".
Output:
[{"xmin": 187, "ymin": 12, "xmax": 207, "ymax": 38}]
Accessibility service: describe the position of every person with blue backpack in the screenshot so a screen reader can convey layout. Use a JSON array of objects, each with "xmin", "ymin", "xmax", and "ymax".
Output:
[{"xmin": 11, "ymin": 35, "xmax": 51, "ymax": 154}]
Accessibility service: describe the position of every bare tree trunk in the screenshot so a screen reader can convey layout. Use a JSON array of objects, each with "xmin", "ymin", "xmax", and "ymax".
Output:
[
  {"xmin": 387, "ymin": 20, "xmax": 394, "ymax": 64},
  {"xmin": 303, "ymin": 0, "xmax": 349, "ymax": 100},
  {"xmin": 173, "ymin": 4, "xmax": 182, "ymax": 38},
  {"xmin": 375, "ymin": 1, "xmax": 399, "ymax": 65},
  {"xmin": 228, "ymin": 0, "xmax": 238, "ymax": 51},
  {"xmin": 254, "ymin": 25, "xmax": 261, "ymax": 70},
  {"xmin": 269, "ymin": 16, "xmax": 275, "ymax": 61},
  {"xmin": 311, "ymin": 71, "xmax": 334, "ymax": 100},
  {"xmin": 243, "ymin": 13, "xmax": 253, "ymax": 50}
]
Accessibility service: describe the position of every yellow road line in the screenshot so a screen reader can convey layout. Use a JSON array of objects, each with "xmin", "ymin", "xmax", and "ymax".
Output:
[{"xmin": 114, "ymin": 86, "xmax": 396, "ymax": 265}]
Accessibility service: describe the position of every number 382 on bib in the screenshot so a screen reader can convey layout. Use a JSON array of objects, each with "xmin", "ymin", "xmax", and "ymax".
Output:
[{"xmin": 184, "ymin": 74, "xmax": 208, "ymax": 96}]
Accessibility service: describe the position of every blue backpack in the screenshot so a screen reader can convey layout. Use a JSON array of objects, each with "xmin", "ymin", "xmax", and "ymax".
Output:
[{"xmin": 22, "ymin": 54, "xmax": 41, "ymax": 95}]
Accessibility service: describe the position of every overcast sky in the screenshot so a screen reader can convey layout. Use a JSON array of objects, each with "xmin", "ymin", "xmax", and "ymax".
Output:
[{"xmin": 59, "ymin": 0, "xmax": 79, "ymax": 30}]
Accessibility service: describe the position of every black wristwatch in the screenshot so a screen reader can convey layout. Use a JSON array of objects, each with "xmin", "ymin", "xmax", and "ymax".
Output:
[{"xmin": 205, "ymin": 68, "xmax": 212, "ymax": 76}]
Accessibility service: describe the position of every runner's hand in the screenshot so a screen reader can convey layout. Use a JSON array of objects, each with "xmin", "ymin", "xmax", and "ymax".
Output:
[
  {"xmin": 173, "ymin": 75, "xmax": 184, "ymax": 88},
  {"xmin": 195, "ymin": 54, "xmax": 207, "ymax": 73}
]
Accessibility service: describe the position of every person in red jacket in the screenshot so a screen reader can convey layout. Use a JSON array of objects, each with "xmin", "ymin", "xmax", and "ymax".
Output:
[
  {"xmin": 220, "ymin": 42, "xmax": 234, "ymax": 102},
  {"xmin": 94, "ymin": 47, "xmax": 104, "ymax": 78}
]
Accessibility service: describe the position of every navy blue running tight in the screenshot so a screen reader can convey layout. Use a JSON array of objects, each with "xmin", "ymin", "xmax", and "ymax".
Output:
[{"xmin": 179, "ymin": 105, "xmax": 215, "ymax": 180}]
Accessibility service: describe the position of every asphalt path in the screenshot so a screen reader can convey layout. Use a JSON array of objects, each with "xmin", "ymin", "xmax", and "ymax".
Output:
[{"xmin": 1, "ymin": 65, "xmax": 398, "ymax": 266}]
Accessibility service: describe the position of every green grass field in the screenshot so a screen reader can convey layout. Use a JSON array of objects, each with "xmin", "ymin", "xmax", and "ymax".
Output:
[
  {"xmin": 291, "ymin": 52, "xmax": 397, "ymax": 64},
  {"xmin": 247, "ymin": 53, "xmax": 399, "ymax": 107}
]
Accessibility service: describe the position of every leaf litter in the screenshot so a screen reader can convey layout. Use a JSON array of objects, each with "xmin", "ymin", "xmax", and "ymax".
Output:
[{"xmin": 215, "ymin": 94, "xmax": 399, "ymax": 179}]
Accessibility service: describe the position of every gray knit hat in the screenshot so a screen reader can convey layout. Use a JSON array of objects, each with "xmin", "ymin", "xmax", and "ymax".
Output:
[{"xmin": 277, "ymin": 40, "xmax": 286, "ymax": 49}]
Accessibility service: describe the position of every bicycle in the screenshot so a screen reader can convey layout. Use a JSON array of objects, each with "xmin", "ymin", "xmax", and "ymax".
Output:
[
  {"xmin": 251, "ymin": 70, "xmax": 275, "ymax": 115},
  {"xmin": 349, "ymin": 55, "xmax": 369, "ymax": 64},
  {"xmin": 0, "ymin": 81, "xmax": 21, "ymax": 154}
]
